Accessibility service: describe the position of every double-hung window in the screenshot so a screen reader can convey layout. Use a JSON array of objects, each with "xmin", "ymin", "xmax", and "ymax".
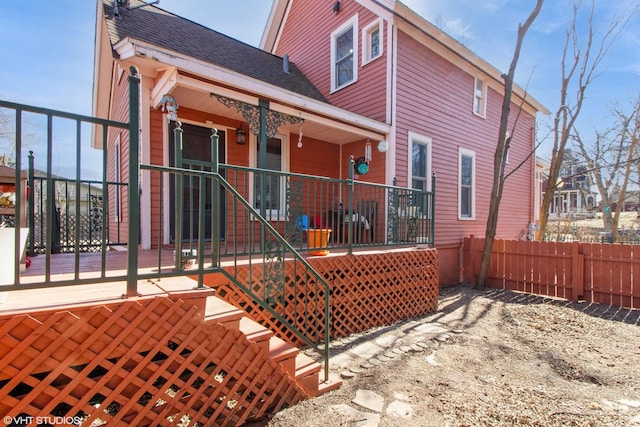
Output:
[
  {"xmin": 459, "ymin": 148, "xmax": 476, "ymax": 220},
  {"xmin": 252, "ymin": 134, "xmax": 289, "ymax": 219},
  {"xmin": 408, "ymin": 132, "xmax": 432, "ymax": 216},
  {"xmin": 331, "ymin": 16, "xmax": 358, "ymax": 92},
  {"xmin": 473, "ymin": 77, "xmax": 486, "ymax": 117},
  {"xmin": 362, "ymin": 18, "xmax": 383, "ymax": 64}
]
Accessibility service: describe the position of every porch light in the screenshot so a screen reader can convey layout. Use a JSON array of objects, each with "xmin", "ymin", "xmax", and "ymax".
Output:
[
  {"xmin": 160, "ymin": 94, "xmax": 179, "ymax": 121},
  {"xmin": 236, "ymin": 124, "xmax": 247, "ymax": 145}
]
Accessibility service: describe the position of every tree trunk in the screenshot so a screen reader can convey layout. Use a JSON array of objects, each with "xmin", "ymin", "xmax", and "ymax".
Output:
[{"xmin": 476, "ymin": 0, "xmax": 543, "ymax": 290}]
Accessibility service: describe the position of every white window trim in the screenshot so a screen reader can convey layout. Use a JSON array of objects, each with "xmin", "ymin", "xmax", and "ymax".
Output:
[
  {"xmin": 407, "ymin": 131, "xmax": 432, "ymax": 192},
  {"xmin": 249, "ymin": 133, "xmax": 290, "ymax": 220},
  {"xmin": 330, "ymin": 14, "xmax": 359, "ymax": 93},
  {"xmin": 473, "ymin": 77, "xmax": 487, "ymax": 118},
  {"xmin": 362, "ymin": 17, "xmax": 383, "ymax": 66},
  {"xmin": 458, "ymin": 147, "xmax": 476, "ymax": 220}
]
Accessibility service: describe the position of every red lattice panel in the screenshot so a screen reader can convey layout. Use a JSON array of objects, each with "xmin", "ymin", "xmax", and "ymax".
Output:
[
  {"xmin": 213, "ymin": 249, "xmax": 439, "ymax": 347},
  {"xmin": 0, "ymin": 295, "xmax": 307, "ymax": 426}
]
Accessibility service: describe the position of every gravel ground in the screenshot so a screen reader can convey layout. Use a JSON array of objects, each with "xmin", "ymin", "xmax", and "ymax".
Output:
[{"xmin": 260, "ymin": 283, "xmax": 640, "ymax": 427}]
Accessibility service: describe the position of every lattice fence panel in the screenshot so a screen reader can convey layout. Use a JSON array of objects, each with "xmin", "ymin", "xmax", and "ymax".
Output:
[
  {"xmin": 0, "ymin": 296, "xmax": 306, "ymax": 426},
  {"xmin": 214, "ymin": 249, "xmax": 439, "ymax": 346},
  {"xmin": 314, "ymin": 250, "xmax": 439, "ymax": 339}
]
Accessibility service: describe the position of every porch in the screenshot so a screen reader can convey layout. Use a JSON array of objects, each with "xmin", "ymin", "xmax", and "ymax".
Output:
[{"xmin": 0, "ymin": 77, "xmax": 439, "ymax": 423}]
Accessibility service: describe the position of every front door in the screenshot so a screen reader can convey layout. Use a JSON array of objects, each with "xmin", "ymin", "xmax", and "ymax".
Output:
[{"xmin": 169, "ymin": 122, "xmax": 226, "ymax": 242}]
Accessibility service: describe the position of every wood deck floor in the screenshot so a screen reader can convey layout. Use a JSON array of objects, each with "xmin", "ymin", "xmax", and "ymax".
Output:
[{"xmin": 6, "ymin": 245, "xmax": 419, "ymax": 315}]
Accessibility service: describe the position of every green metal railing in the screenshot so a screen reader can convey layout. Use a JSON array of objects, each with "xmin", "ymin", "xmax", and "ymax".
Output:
[
  {"xmin": 219, "ymin": 164, "xmax": 436, "ymax": 255},
  {"xmin": 1, "ymin": 68, "xmax": 436, "ymax": 379},
  {"xmin": 142, "ymin": 123, "xmax": 332, "ymax": 377},
  {"xmin": 0, "ymin": 98, "xmax": 129, "ymax": 288}
]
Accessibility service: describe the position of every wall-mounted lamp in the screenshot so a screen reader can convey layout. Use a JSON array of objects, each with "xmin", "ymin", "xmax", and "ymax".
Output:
[
  {"xmin": 160, "ymin": 94, "xmax": 179, "ymax": 121},
  {"xmin": 236, "ymin": 124, "xmax": 247, "ymax": 145},
  {"xmin": 333, "ymin": 1, "xmax": 341, "ymax": 12}
]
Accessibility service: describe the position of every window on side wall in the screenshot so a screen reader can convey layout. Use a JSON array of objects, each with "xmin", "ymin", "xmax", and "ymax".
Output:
[
  {"xmin": 409, "ymin": 133, "xmax": 432, "ymax": 216},
  {"xmin": 362, "ymin": 18, "xmax": 383, "ymax": 65},
  {"xmin": 331, "ymin": 15, "xmax": 358, "ymax": 92},
  {"xmin": 473, "ymin": 77, "xmax": 486, "ymax": 118},
  {"xmin": 252, "ymin": 134, "xmax": 289, "ymax": 219},
  {"xmin": 459, "ymin": 148, "xmax": 476, "ymax": 220}
]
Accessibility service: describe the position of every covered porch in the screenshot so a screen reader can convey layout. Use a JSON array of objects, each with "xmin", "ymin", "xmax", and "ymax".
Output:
[{"xmin": 1, "ymin": 69, "xmax": 437, "ymax": 387}]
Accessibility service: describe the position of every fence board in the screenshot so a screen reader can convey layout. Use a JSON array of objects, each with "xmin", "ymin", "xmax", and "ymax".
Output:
[
  {"xmin": 464, "ymin": 237, "xmax": 640, "ymax": 310},
  {"xmin": 619, "ymin": 245, "xmax": 632, "ymax": 308}
]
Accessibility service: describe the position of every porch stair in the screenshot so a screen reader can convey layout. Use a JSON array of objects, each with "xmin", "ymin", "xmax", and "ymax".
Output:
[{"xmin": 203, "ymin": 295, "xmax": 341, "ymax": 397}]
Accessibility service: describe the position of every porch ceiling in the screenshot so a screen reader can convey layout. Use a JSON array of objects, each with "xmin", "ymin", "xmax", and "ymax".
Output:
[{"xmin": 170, "ymin": 85, "xmax": 382, "ymax": 145}]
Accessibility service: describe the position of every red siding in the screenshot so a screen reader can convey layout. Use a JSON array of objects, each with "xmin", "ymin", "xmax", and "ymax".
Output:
[
  {"xmin": 275, "ymin": 1, "xmax": 387, "ymax": 122},
  {"xmin": 107, "ymin": 66, "xmax": 131, "ymax": 244},
  {"xmin": 395, "ymin": 30, "xmax": 535, "ymax": 249},
  {"xmin": 149, "ymin": 109, "xmax": 164, "ymax": 248}
]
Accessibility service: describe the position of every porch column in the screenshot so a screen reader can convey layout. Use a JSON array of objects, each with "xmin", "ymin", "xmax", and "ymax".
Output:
[{"xmin": 258, "ymin": 99, "xmax": 269, "ymax": 221}]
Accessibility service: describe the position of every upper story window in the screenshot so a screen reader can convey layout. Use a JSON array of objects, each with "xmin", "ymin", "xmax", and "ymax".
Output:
[
  {"xmin": 362, "ymin": 18, "xmax": 383, "ymax": 65},
  {"xmin": 331, "ymin": 15, "xmax": 358, "ymax": 92},
  {"xmin": 473, "ymin": 77, "xmax": 487, "ymax": 118},
  {"xmin": 459, "ymin": 148, "xmax": 476, "ymax": 220}
]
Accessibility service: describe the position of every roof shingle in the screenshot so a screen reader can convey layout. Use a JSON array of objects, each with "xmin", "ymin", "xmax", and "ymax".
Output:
[{"xmin": 102, "ymin": 0, "xmax": 327, "ymax": 103}]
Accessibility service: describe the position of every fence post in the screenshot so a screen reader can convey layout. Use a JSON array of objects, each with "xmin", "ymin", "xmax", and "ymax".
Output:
[
  {"xmin": 431, "ymin": 172, "xmax": 436, "ymax": 246},
  {"xmin": 126, "ymin": 66, "xmax": 141, "ymax": 298},
  {"xmin": 572, "ymin": 241, "xmax": 584, "ymax": 301},
  {"xmin": 462, "ymin": 236, "xmax": 470, "ymax": 284}
]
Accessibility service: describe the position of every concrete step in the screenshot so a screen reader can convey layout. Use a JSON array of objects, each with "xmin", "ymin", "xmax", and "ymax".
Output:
[
  {"xmin": 268, "ymin": 336, "xmax": 300, "ymax": 377},
  {"xmin": 203, "ymin": 295, "xmax": 244, "ymax": 330},
  {"xmin": 239, "ymin": 317, "xmax": 273, "ymax": 353},
  {"xmin": 204, "ymin": 295, "xmax": 342, "ymax": 397}
]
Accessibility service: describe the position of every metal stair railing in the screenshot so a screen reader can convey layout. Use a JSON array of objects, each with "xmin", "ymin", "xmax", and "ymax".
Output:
[{"xmin": 141, "ymin": 161, "xmax": 332, "ymax": 380}]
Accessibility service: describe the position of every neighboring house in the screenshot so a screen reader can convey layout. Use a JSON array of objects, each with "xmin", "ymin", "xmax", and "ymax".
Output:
[
  {"xmin": 262, "ymin": 0, "xmax": 548, "ymax": 282},
  {"xmin": 543, "ymin": 150, "xmax": 597, "ymax": 219},
  {"xmin": 93, "ymin": 0, "xmax": 547, "ymax": 285},
  {"xmin": 535, "ymin": 156, "xmax": 550, "ymax": 225}
]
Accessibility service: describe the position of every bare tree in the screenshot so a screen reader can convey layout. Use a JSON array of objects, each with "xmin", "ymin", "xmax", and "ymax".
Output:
[
  {"xmin": 0, "ymin": 106, "xmax": 15, "ymax": 162},
  {"xmin": 573, "ymin": 97, "xmax": 640, "ymax": 241},
  {"xmin": 536, "ymin": 0, "xmax": 638, "ymax": 240},
  {"xmin": 475, "ymin": 0, "xmax": 543, "ymax": 290}
]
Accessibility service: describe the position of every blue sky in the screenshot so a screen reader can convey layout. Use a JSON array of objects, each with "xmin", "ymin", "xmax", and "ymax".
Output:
[{"xmin": 1, "ymin": 0, "xmax": 639, "ymax": 161}]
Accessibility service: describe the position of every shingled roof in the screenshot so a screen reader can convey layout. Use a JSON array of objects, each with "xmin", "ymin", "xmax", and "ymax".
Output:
[{"xmin": 101, "ymin": 0, "xmax": 327, "ymax": 103}]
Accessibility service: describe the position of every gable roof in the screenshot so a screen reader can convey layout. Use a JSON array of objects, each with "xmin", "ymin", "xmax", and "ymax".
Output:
[
  {"xmin": 261, "ymin": 0, "xmax": 549, "ymax": 115},
  {"xmin": 100, "ymin": 0, "xmax": 326, "ymax": 103}
]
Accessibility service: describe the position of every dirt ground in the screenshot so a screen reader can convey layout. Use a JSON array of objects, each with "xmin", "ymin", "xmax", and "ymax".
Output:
[{"xmin": 263, "ymin": 283, "xmax": 640, "ymax": 427}]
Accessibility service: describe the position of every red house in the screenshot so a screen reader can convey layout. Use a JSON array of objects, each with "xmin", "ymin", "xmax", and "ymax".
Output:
[
  {"xmin": 262, "ymin": 0, "xmax": 548, "ymax": 283},
  {"xmin": 93, "ymin": 0, "xmax": 547, "ymax": 285},
  {"xmin": 0, "ymin": 0, "xmax": 550, "ymax": 421}
]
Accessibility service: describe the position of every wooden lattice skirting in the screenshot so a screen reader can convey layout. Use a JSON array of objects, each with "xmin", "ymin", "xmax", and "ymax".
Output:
[
  {"xmin": 0, "ymin": 293, "xmax": 307, "ymax": 426},
  {"xmin": 212, "ymin": 249, "xmax": 440, "ymax": 347}
]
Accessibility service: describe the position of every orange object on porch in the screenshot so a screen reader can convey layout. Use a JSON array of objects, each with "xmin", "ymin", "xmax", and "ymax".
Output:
[{"xmin": 306, "ymin": 228, "xmax": 332, "ymax": 256}]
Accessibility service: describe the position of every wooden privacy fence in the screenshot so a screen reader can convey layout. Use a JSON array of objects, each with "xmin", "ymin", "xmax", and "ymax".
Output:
[{"xmin": 463, "ymin": 236, "xmax": 640, "ymax": 309}]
